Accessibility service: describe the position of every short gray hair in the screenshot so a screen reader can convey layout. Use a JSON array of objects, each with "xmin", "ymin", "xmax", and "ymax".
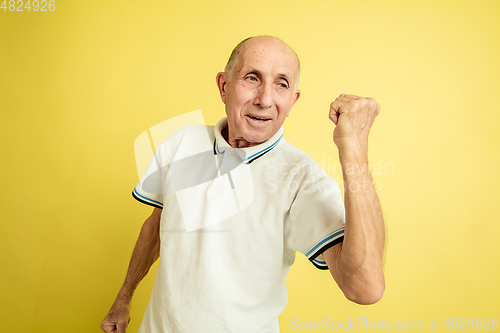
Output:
[{"xmin": 224, "ymin": 36, "xmax": 301, "ymax": 89}]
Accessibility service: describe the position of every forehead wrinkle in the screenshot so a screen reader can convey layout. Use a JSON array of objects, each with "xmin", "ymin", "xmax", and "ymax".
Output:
[{"xmin": 238, "ymin": 58, "xmax": 296, "ymax": 82}]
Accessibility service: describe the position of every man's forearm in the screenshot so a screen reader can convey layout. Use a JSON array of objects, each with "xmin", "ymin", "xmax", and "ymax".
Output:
[
  {"xmin": 101, "ymin": 209, "xmax": 161, "ymax": 332},
  {"xmin": 335, "ymin": 145, "xmax": 385, "ymax": 303},
  {"xmin": 117, "ymin": 208, "xmax": 162, "ymax": 302}
]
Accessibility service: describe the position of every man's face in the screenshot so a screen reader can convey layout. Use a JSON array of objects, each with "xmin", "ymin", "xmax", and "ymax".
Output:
[{"xmin": 217, "ymin": 37, "xmax": 301, "ymax": 148}]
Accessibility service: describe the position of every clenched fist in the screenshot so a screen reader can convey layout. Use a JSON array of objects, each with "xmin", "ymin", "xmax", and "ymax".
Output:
[
  {"xmin": 101, "ymin": 301, "xmax": 131, "ymax": 333},
  {"xmin": 329, "ymin": 94, "xmax": 380, "ymax": 151}
]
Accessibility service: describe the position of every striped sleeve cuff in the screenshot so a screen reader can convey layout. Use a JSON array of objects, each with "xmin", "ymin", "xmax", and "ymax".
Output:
[
  {"xmin": 305, "ymin": 229, "xmax": 345, "ymax": 270},
  {"xmin": 132, "ymin": 188, "xmax": 163, "ymax": 209}
]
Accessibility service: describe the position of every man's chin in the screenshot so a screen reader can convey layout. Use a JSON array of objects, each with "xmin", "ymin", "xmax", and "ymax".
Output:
[{"xmin": 242, "ymin": 130, "xmax": 272, "ymax": 145}]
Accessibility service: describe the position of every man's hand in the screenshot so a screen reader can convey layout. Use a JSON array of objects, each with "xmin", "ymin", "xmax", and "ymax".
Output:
[
  {"xmin": 101, "ymin": 301, "xmax": 131, "ymax": 333},
  {"xmin": 329, "ymin": 94, "xmax": 380, "ymax": 150}
]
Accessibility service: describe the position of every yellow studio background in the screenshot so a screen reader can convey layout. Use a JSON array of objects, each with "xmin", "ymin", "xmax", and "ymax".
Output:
[{"xmin": 1, "ymin": 0, "xmax": 499, "ymax": 331}]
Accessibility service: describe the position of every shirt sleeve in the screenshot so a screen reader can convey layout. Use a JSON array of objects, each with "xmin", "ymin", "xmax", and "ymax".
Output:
[
  {"xmin": 285, "ymin": 172, "xmax": 345, "ymax": 270},
  {"xmin": 132, "ymin": 148, "xmax": 166, "ymax": 209}
]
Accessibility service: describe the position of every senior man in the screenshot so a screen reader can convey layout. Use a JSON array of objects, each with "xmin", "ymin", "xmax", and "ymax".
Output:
[{"xmin": 101, "ymin": 35, "xmax": 385, "ymax": 333}]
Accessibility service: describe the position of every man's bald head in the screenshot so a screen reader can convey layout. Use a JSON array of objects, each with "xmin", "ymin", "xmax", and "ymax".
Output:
[{"xmin": 224, "ymin": 35, "xmax": 301, "ymax": 89}]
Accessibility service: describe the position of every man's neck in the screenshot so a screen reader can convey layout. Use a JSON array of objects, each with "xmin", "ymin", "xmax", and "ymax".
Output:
[{"xmin": 221, "ymin": 125, "xmax": 261, "ymax": 149}]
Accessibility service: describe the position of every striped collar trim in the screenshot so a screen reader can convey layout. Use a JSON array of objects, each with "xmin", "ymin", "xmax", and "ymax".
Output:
[{"xmin": 213, "ymin": 117, "xmax": 284, "ymax": 164}]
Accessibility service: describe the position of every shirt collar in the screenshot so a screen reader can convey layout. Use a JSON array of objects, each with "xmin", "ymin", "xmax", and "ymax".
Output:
[{"xmin": 213, "ymin": 117, "xmax": 284, "ymax": 164}]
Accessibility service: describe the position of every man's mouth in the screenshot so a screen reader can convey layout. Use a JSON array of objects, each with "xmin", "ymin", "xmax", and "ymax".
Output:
[{"xmin": 246, "ymin": 115, "xmax": 271, "ymax": 122}]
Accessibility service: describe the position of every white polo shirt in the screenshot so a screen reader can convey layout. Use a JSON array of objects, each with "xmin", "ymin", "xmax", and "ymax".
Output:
[{"xmin": 133, "ymin": 118, "xmax": 345, "ymax": 333}]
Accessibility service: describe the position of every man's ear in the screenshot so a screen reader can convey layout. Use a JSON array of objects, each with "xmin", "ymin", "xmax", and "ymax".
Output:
[
  {"xmin": 287, "ymin": 89, "xmax": 301, "ymax": 117},
  {"xmin": 216, "ymin": 72, "xmax": 228, "ymax": 104}
]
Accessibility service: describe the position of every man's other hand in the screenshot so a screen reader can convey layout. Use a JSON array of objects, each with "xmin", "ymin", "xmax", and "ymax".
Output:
[
  {"xmin": 329, "ymin": 94, "xmax": 380, "ymax": 150},
  {"xmin": 100, "ymin": 302, "xmax": 131, "ymax": 333}
]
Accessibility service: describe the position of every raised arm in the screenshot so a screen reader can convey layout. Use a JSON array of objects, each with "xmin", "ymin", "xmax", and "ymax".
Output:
[
  {"xmin": 323, "ymin": 94, "xmax": 385, "ymax": 305},
  {"xmin": 101, "ymin": 207, "xmax": 162, "ymax": 333}
]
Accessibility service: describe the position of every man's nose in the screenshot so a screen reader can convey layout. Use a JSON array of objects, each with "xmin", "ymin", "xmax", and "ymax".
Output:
[{"xmin": 255, "ymin": 83, "xmax": 273, "ymax": 109}]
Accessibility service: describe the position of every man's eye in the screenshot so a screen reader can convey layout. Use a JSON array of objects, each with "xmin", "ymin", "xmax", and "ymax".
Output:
[
  {"xmin": 248, "ymin": 76, "xmax": 257, "ymax": 81},
  {"xmin": 279, "ymin": 83, "xmax": 288, "ymax": 88}
]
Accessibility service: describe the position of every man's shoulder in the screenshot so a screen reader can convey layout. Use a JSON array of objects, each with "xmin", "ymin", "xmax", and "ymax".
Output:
[
  {"xmin": 155, "ymin": 124, "xmax": 215, "ymax": 157},
  {"xmin": 157, "ymin": 123, "xmax": 215, "ymax": 144},
  {"xmin": 173, "ymin": 123, "xmax": 215, "ymax": 138},
  {"xmin": 276, "ymin": 138, "xmax": 319, "ymax": 166},
  {"xmin": 266, "ymin": 138, "xmax": 331, "ymax": 179}
]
